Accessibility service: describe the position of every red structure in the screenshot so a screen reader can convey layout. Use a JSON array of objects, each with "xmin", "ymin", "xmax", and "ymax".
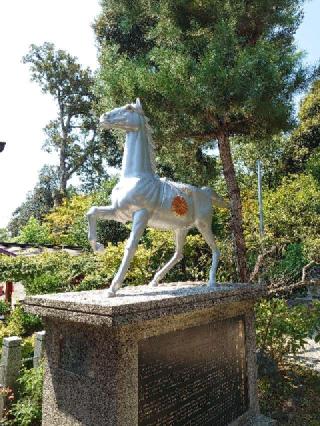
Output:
[
  {"xmin": 5, "ymin": 281, "xmax": 13, "ymax": 304},
  {"xmin": 0, "ymin": 247, "xmax": 16, "ymax": 304}
]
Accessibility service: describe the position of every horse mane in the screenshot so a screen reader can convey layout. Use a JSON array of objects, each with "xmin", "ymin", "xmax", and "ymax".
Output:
[{"xmin": 140, "ymin": 112, "xmax": 157, "ymax": 174}]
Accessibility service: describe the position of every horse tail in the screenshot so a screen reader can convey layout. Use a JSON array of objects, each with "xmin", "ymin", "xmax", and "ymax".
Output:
[{"xmin": 201, "ymin": 187, "xmax": 230, "ymax": 209}]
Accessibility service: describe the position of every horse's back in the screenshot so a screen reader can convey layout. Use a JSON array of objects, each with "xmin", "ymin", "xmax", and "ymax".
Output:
[
  {"xmin": 110, "ymin": 176, "xmax": 212, "ymax": 229},
  {"xmin": 148, "ymin": 178, "xmax": 196, "ymax": 229}
]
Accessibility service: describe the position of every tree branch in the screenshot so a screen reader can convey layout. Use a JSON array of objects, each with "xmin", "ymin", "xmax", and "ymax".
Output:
[
  {"xmin": 66, "ymin": 129, "xmax": 97, "ymax": 179},
  {"xmin": 302, "ymin": 261, "xmax": 315, "ymax": 282},
  {"xmin": 250, "ymin": 246, "xmax": 277, "ymax": 283},
  {"xmin": 267, "ymin": 261, "xmax": 320, "ymax": 296}
]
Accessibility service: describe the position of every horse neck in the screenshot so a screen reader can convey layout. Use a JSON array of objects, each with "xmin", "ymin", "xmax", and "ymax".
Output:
[{"xmin": 121, "ymin": 126, "xmax": 154, "ymax": 178}]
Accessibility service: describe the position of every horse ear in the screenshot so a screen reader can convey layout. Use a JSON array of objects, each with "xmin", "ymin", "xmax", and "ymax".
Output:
[{"xmin": 135, "ymin": 98, "xmax": 142, "ymax": 109}]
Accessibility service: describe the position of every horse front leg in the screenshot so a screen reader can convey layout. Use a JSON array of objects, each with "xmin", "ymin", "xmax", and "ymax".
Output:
[
  {"xmin": 86, "ymin": 206, "xmax": 117, "ymax": 252},
  {"xmin": 108, "ymin": 209, "xmax": 150, "ymax": 297}
]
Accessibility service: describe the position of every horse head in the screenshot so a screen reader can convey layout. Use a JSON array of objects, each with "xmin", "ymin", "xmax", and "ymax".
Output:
[{"xmin": 100, "ymin": 98, "xmax": 144, "ymax": 132}]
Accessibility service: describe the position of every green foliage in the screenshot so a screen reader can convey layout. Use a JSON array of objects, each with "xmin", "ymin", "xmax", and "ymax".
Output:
[
  {"xmin": 45, "ymin": 195, "xmax": 92, "ymax": 247},
  {"xmin": 7, "ymin": 178, "xmax": 129, "ymax": 248},
  {"xmin": 21, "ymin": 336, "xmax": 35, "ymax": 361},
  {"xmin": 8, "ymin": 364, "xmax": 44, "ymax": 426},
  {"xmin": 0, "ymin": 308, "xmax": 24, "ymax": 345},
  {"xmin": 8, "ymin": 166, "xmax": 58, "ymax": 237},
  {"xmin": 256, "ymin": 298, "xmax": 320, "ymax": 362},
  {"xmin": 0, "ymin": 226, "xmax": 238, "ymax": 296},
  {"xmin": 303, "ymin": 237, "xmax": 320, "ymax": 263},
  {"xmin": 0, "ymin": 300, "xmax": 11, "ymax": 316},
  {"xmin": 231, "ymin": 135, "xmax": 289, "ymax": 189},
  {"xmin": 16, "ymin": 217, "xmax": 52, "ymax": 245},
  {"xmin": 23, "ymin": 42, "xmax": 117, "ymax": 199},
  {"xmin": 264, "ymin": 174, "xmax": 320, "ymax": 244},
  {"xmin": 96, "ymin": 0, "xmax": 306, "ymax": 148},
  {"xmin": 0, "ymin": 227, "xmax": 10, "ymax": 241},
  {"xmin": 269, "ymin": 243, "xmax": 307, "ymax": 285},
  {"xmin": 306, "ymin": 149, "xmax": 320, "ymax": 184},
  {"xmin": 0, "ymin": 305, "xmax": 42, "ymax": 348},
  {"xmin": 240, "ymin": 173, "xmax": 320, "ymax": 288},
  {"xmin": 44, "ymin": 179, "xmax": 129, "ymax": 247},
  {"xmin": 286, "ymin": 79, "xmax": 320, "ymax": 174}
]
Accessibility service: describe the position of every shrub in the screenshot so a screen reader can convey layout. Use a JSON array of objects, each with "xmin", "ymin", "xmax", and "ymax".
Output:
[
  {"xmin": 0, "ymin": 300, "xmax": 11, "ymax": 316},
  {"xmin": 264, "ymin": 174, "xmax": 320, "ymax": 244},
  {"xmin": 255, "ymin": 298, "xmax": 318, "ymax": 362},
  {"xmin": 16, "ymin": 217, "xmax": 52, "ymax": 245},
  {"xmin": 0, "ymin": 227, "xmax": 239, "ymax": 296},
  {"xmin": 45, "ymin": 181, "xmax": 129, "ymax": 248},
  {"xmin": 45, "ymin": 195, "xmax": 92, "ymax": 247},
  {"xmin": 8, "ymin": 364, "xmax": 44, "ymax": 426},
  {"xmin": 0, "ymin": 305, "xmax": 42, "ymax": 350}
]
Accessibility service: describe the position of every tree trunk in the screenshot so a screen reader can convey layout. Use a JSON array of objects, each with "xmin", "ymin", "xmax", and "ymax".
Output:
[
  {"xmin": 56, "ymin": 140, "xmax": 68, "ymax": 206},
  {"xmin": 217, "ymin": 130, "xmax": 248, "ymax": 282},
  {"xmin": 57, "ymin": 109, "xmax": 68, "ymax": 206}
]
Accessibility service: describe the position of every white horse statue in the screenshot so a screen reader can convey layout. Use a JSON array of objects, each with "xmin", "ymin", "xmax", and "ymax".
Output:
[{"xmin": 87, "ymin": 99, "xmax": 229, "ymax": 297}]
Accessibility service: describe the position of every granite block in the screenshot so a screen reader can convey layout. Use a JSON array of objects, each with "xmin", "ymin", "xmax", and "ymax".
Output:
[
  {"xmin": 24, "ymin": 282, "xmax": 266, "ymax": 325},
  {"xmin": 23, "ymin": 282, "xmax": 272, "ymax": 425}
]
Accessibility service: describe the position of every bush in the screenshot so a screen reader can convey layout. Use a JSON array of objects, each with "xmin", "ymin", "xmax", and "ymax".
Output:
[
  {"xmin": 264, "ymin": 174, "xmax": 320, "ymax": 244},
  {"xmin": 8, "ymin": 364, "xmax": 44, "ymax": 426},
  {"xmin": 0, "ymin": 227, "xmax": 238, "ymax": 296},
  {"xmin": 267, "ymin": 243, "xmax": 307, "ymax": 286},
  {"xmin": 16, "ymin": 217, "xmax": 52, "ymax": 245},
  {"xmin": 242, "ymin": 174, "xmax": 320, "ymax": 287},
  {"xmin": 255, "ymin": 298, "xmax": 318, "ymax": 362},
  {"xmin": 44, "ymin": 180, "xmax": 129, "ymax": 248},
  {"xmin": 0, "ymin": 305, "xmax": 42, "ymax": 350},
  {"xmin": 45, "ymin": 195, "xmax": 92, "ymax": 247},
  {"xmin": 0, "ymin": 300, "xmax": 11, "ymax": 316}
]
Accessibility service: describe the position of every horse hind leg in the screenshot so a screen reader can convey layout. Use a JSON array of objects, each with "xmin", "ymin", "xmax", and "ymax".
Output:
[
  {"xmin": 196, "ymin": 220, "xmax": 220, "ymax": 288},
  {"xmin": 149, "ymin": 229, "xmax": 188, "ymax": 287}
]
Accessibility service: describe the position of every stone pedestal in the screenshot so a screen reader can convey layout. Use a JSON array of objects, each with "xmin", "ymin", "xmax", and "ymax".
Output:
[{"xmin": 24, "ymin": 283, "xmax": 275, "ymax": 426}]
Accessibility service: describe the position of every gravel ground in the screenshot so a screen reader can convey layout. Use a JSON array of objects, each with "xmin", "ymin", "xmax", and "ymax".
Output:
[
  {"xmin": 287, "ymin": 338, "xmax": 320, "ymax": 372},
  {"xmin": 12, "ymin": 282, "xmax": 26, "ymax": 305}
]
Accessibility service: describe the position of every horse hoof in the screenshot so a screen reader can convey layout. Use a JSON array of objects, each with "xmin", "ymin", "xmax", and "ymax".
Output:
[
  {"xmin": 106, "ymin": 289, "xmax": 116, "ymax": 298},
  {"xmin": 95, "ymin": 243, "xmax": 105, "ymax": 253},
  {"xmin": 149, "ymin": 281, "xmax": 158, "ymax": 287},
  {"xmin": 208, "ymin": 282, "xmax": 216, "ymax": 289}
]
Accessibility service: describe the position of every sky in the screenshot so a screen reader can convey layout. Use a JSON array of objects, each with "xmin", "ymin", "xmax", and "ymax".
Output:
[
  {"xmin": 0, "ymin": 0, "xmax": 319, "ymax": 228},
  {"xmin": 0, "ymin": 0, "xmax": 100, "ymax": 227}
]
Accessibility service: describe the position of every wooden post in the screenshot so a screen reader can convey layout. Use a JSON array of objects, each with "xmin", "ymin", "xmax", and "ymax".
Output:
[{"xmin": 33, "ymin": 331, "xmax": 46, "ymax": 368}]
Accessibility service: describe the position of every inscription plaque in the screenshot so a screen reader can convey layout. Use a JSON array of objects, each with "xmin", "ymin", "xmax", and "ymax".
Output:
[{"xmin": 138, "ymin": 316, "xmax": 248, "ymax": 426}]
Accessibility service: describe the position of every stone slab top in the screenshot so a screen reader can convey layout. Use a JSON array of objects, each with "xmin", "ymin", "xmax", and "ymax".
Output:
[{"xmin": 23, "ymin": 282, "xmax": 266, "ymax": 326}]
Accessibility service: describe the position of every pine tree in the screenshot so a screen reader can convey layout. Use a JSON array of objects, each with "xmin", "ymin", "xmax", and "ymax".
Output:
[{"xmin": 95, "ymin": 0, "xmax": 307, "ymax": 280}]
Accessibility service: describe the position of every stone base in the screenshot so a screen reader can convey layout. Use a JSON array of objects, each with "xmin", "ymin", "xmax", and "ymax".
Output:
[{"xmin": 24, "ymin": 282, "xmax": 272, "ymax": 426}]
